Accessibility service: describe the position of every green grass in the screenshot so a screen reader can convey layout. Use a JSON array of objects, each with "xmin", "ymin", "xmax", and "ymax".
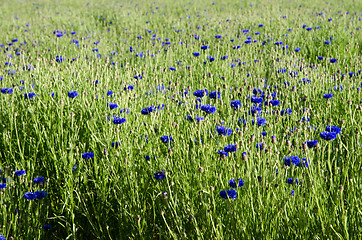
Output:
[{"xmin": 0, "ymin": 0, "xmax": 362, "ymax": 239}]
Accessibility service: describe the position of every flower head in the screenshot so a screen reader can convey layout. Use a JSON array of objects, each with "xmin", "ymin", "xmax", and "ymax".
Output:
[
  {"xmin": 228, "ymin": 178, "xmax": 244, "ymax": 188},
  {"xmin": 216, "ymin": 126, "xmax": 232, "ymax": 136},
  {"xmin": 141, "ymin": 106, "xmax": 154, "ymax": 115},
  {"xmin": 320, "ymin": 131, "xmax": 337, "ymax": 141},
  {"xmin": 154, "ymin": 171, "xmax": 166, "ymax": 180},
  {"xmin": 33, "ymin": 177, "xmax": 45, "ymax": 184},
  {"xmin": 325, "ymin": 126, "xmax": 341, "ymax": 134},
  {"xmin": 230, "ymin": 100, "xmax": 241, "ymax": 110},
  {"xmin": 160, "ymin": 136, "xmax": 172, "ymax": 143},
  {"xmin": 68, "ymin": 91, "xmax": 79, "ymax": 98},
  {"xmin": 306, "ymin": 140, "xmax": 318, "ymax": 148},
  {"xmin": 219, "ymin": 189, "xmax": 237, "ymax": 199},
  {"xmin": 15, "ymin": 170, "xmax": 26, "ymax": 176},
  {"xmin": 200, "ymin": 104, "xmax": 216, "ymax": 114},
  {"xmin": 82, "ymin": 152, "xmax": 94, "ymax": 159},
  {"xmin": 224, "ymin": 144, "xmax": 236, "ymax": 152}
]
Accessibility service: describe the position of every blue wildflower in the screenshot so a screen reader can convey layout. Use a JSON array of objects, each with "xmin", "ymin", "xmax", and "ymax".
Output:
[
  {"xmin": 200, "ymin": 105, "xmax": 216, "ymax": 114},
  {"xmin": 224, "ymin": 144, "xmax": 236, "ymax": 152},
  {"xmin": 217, "ymin": 150, "xmax": 229, "ymax": 157},
  {"xmin": 33, "ymin": 177, "xmax": 45, "ymax": 184},
  {"xmin": 228, "ymin": 178, "xmax": 244, "ymax": 188},
  {"xmin": 194, "ymin": 89, "xmax": 208, "ymax": 98},
  {"xmin": 209, "ymin": 91, "xmax": 220, "ymax": 99},
  {"xmin": 306, "ymin": 140, "xmax": 318, "ymax": 148},
  {"xmin": 160, "ymin": 136, "xmax": 172, "ymax": 143},
  {"xmin": 1, "ymin": 88, "xmax": 13, "ymax": 94},
  {"xmin": 113, "ymin": 116, "xmax": 126, "ymax": 124},
  {"xmin": 323, "ymin": 93, "xmax": 333, "ymax": 99},
  {"xmin": 24, "ymin": 92, "xmax": 36, "ymax": 99},
  {"xmin": 230, "ymin": 100, "xmax": 241, "ymax": 110},
  {"xmin": 251, "ymin": 96, "xmax": 263, "ymax": 104},
  {"xmin": 15, "ymin": 170, "xmax": 26, "ymax": 176},
  {"xmin": 108, "ymin": 102, "xmax": 118, "ymax": 109},
  {"xmin": 216, "ymin": 126, "xmax": 232, "ymax": 136},
  {"xmin": 320, "ymin": 131, "xmax": 337, "ymax": 141},
  {"xmin": 82, "ymin": 152, "xmax": 94, "ymax": 159},
  {"xmin": 141, "ymin": 106, "xmax": 154, "ymax": 115},
  {"xmin": 24, "ymin": 192, "xmax": 36, "ymax": 200},
  {"xmin": 325, "ymin": 126, "xmax": 341, "ymax": 134},
  {"xmin": 219, "ymin": 189, "xmax": 237, "ymax": 199},
  {"xmin": 68, "ymin": 91, "xmax": 79, "ymax": 98},
  {"xmin": 35, "ymin": 191, "xmax": 47, "ymax": 200},
  {"xmin": 154, "ymin": 171, "xmax": 166, "ymax": 180}
]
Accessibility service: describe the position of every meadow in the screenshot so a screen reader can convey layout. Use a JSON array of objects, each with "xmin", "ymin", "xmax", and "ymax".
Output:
[{"xmin": 0, "ymin": 0, "xmax": 362, "ymax": 239}]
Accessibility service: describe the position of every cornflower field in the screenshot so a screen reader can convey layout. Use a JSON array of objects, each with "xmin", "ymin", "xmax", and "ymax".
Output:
[{"xmin": 1, "ymin": 0, "xmax": 362, "ymax": 239}]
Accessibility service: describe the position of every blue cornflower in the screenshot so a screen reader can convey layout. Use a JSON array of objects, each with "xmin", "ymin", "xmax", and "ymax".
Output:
[
  {"xmin": 56, "ymin": 55, "xmax": 64, "ymax": 62},
  {"xmin": 24, "ymin": 92, "xmax": 36, "ymax": 99},
  {"xmin": 230, "ymin": 100, "xmax": 241, "ymax": 110},
  {"xmin": 268, "ymin": 100, "xmax": 280, "ymax": 106},
  {"xmin": 219, "ymin": 189, "xmax": 237, "ymax": 199},
  {"xmin": 325, "ymin": 126, "xmax": 341, "ymax": 134},
  {"xmin": 201, "ymin": 45, "xmax": 209, "ymax": 50},
  {"xmin": 325, "ymin": 41, "xmax": 331, "ymax": 45},
  {"xmin": 280, "ymin": 108, "xmax": 292, "ymax": 116},
  {"xmin": 68, "ymin": 91, "xmax": 79, "ymax": 98},
  {"xmin": 306, "ymin": 140, "xmax": 318, "ymax": 148},
  {"xmin": 323, "ymin": 93, "xmax": 333, "ymax": 99},
  {"xmin": 252, "ymin": 118, "xmax": 266, "ymax": 126},
  {"xmin": 112, "ymin": 142, "xmax": 121, "ymax": 148},
  {"xmin": 15, "ymin": 170, "xmax": 26, "ymax": 176},
  {"xmin": 82, "ymin": 152, "xmax": 94, "ymax": 159},
  {"xmin": 299, "ymin": 117, "xmax": 310, "ymax": 122},
  {"xmin": 35, "ymin": 191, "xmax": 47, "ymax": 199},
  {"xmin": 42, "ymin": 225, "xmax": 52, "ymax": 230},
  {"xmin": 216, "ymin": 126, "xmax": 232, "ymax": 136},
  {"xmin": 107, "ymin": 91, "xmax": 113, "ymax": 96},
  {"xmin": 224, "ymin": 144, "xmax": 236, "ymax": 152},
  {"xmin": 124, "ymin": 85, "xmax": 134, "ymax": 91},
  {"xmin": 251, "ymin": 96, "xmax": 263, "ymax": 104},
  {"xmin": 193, "ymin": 52, "xmax": 200, "ymax": 57},
  {"xmin": 194, "ymin": 89, "xmax": 208, "ymax": 98},
  {"xmin": 200, "ymin": 104, "xmax": 216, "ymax": 114},
  {"xmin": 108, "ymin": 102, "xmax": 118, "ymax": 109},
  {"xmin": 33, "ymin": 177, "xmax": 45, "ymax": 184},
  {"xmin": 209, "ymin": 91, "xmax": 220, "ymax": 99},
  {"xmin": 141, "ymin": 106, "xmax": 154, "ymax": 115},
  {"xmin": 160, "ymin": 136, "xmax": 172, "ymax": 143},
  {"xmin": 217, "ymin": 150, "xmax": 229, "ymax": 157},
  {"xmin": 256, "ymin": 143, "xmax": 264, "ymax": 150},
  {"xmin": 291, "ymin": 156, "xmax": 301, "ymax": 166},
  {"xmin": 284, "ymin": 157, "xmax": 291, "ymax": 166},
  {"xmin": 169, "ymin": 67, "xmax": 176, "ymax": 71},
  {"xmin": 113, "ymin": 116, "xmax": 126, "ymax": 124},
  {"xmin": 24, "ymin": 192, "xmax": 36, "ymax": 200},
  {"xmin": 1, "ymin": 88, "xmax": 13, "ymax": 94},
  {"xmin": 154, "ymin": 171, "xmax": 166, "ymax": 180},
  {"xmin": 0, "ymin": 183, "xmax": 6, "ymax": 189},
  {"xmin": 238, "ymin": 119, "xmax": 247, "ymax": 125},
  {"xmin": 228, "ymin": 178, "xmax": 244, "ymax": 188},
  {"xmin": 295, "ymin": 48, "xmax": 301, "ymax": 52},
  {"xmin": 302, "ymin": 158, "xmax": 310, "ymax": 168},
  {"xmin": 330, "ymin": 58, "xmax": 337, "ymax": 63},
  {"xmin": 320, "ymin": 131, "xmax": 337, "ymax": 141},
  {"xmin": 287, "ymin": 178, "xmax": 294, "ymax": 184}
]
